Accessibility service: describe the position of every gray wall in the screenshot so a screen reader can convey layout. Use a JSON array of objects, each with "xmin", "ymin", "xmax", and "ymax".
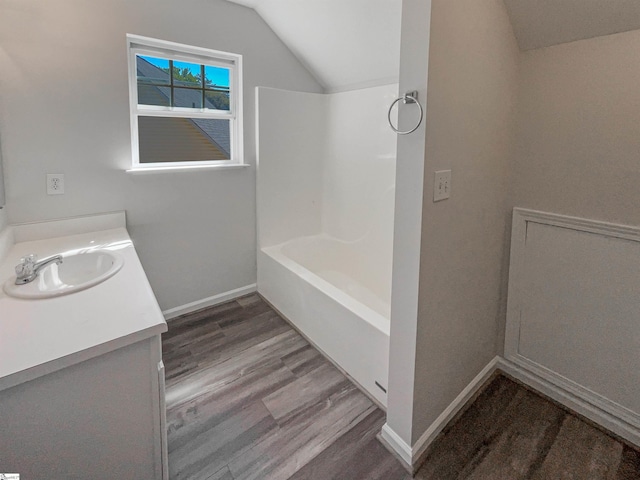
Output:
[
  {"xmin": 0, "ymin": 120, "xmax": 7, "ymax": 233},
  {"xmin": 390, "ymin": 1, "xmax": 640, "ymax": 449},
  {"xmin": 0, "ymin": 0, "xmax": 322, "ymax": 310},
  {"xmin": 511, "ymin": 28, "xmax": 640, "ymax": 226},
  {"xmin": 0, "ymin": 134, "xmax": 5, "ymax": 209},
  {"xmin": 497, "ymin": 27, "xmax": 640, "ymax": 362},
  {"xmin": 412, "ymin": 0, "xmax": 519, "ymax": 442}
]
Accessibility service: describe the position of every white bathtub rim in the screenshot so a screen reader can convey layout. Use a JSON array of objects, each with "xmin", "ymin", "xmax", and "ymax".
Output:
[
  {"xmin": 261, "ymin": 244, "xmax": 390, "ymax": 337},
  {"xmin": 273, "ymin": 231, "xmax": 382, "ymax": 252}
]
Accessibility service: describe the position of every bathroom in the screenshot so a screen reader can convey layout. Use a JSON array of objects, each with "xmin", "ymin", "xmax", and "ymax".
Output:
[{"xmin": 1, "ymin": 0, "xmax": 640, "ymax": 478}]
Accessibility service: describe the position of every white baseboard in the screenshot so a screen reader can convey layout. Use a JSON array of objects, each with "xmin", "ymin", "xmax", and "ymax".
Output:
[
  {"xmin": 381, "ymin": 354, "xmax": 640, "ymax": 471},
  {"xmin": 497, "ymin": 356, "xmax": 640, "ymax": 447},
  {"xmin": 162, "ymin": 284, "xmax": 257, "ymax": 320},
  {"xmin": 411, "ymin": 356, "xmax": 500, "ymax": 464},
  {"xmin": 381, "ymin": 356, "xmax": 500, "ymax": 470},
  {"xmin": 380, "ymin": 424, "xmax": 413, "ymax": 468}
]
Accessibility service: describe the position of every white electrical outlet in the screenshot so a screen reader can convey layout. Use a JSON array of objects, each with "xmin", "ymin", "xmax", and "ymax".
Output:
[
  {"xmin": 47, "ymin": 174, "xmax": 65, "ymax": 195},
  {"xmin": 434, "ymin": 170, "xmax": 451, "ymax": 202}
]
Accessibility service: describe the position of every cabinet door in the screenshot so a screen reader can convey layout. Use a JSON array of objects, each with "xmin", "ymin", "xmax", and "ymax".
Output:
[
  {"xmin": 0, "ymin": 340, "xmax": 158, "ymax": 479},
  {"xmin": 158, "ymin": 360, "xmax": 169, "ymax": 480}
]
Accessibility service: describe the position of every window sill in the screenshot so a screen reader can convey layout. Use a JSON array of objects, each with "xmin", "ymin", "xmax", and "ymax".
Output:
[{"xmin": 126, "ymin": 163, "xmax": 250, "ymax": 174}]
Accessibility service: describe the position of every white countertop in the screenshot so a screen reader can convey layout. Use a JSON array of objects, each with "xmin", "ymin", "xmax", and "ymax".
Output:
[{"xmin": 0, "ymin": 213, "xmax": 167, "ymax": 392}]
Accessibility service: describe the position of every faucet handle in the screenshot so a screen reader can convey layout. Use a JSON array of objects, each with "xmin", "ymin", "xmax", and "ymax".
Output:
[
  {"xmin": 21, "ymin": 254, "xmax": 37, "ymax": 265},
  {"xmin": 16, "ymin": 254, "xmax": 37, "ymax": 276}
]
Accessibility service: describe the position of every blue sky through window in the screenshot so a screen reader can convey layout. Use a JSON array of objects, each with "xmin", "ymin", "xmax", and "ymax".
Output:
[
  {"xmin": 142, "ymin": 55, "xmax": 169, "ymax": 71},
  {"xmin": 141, "ymin": 55, "xmax": 229, "ymax": 88},
  {"xmin": 205, "ymin": 65, "xmax": 230, "ymax": 89}
]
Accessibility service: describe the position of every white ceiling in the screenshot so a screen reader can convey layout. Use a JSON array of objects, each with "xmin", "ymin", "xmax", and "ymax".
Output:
[
  {"xmin": 228, "ymin": 0, "xmax": 640, "ymax": 91},
  {"xmin": 504, "ymin": 0, "xmax": 640, "ymax": 51},
  {"xmin": 226, "ymin": 0, "xmax": 402, "ymax": 92}
]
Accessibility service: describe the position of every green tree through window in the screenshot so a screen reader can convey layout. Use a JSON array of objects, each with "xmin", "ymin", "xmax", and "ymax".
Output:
[{"xmin": 137, "ymin": 55, "xmax": 230, "ymax": 111}]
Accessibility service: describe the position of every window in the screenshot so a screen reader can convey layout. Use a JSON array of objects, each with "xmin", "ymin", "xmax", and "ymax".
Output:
[{"xmin": 127, "ymin": 34, "xmax": 244, "ymax": 171}]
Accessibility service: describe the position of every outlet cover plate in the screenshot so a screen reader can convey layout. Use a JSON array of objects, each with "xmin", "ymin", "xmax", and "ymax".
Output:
[
  {"xmin": 47, "ymin": 174, "xmax": 65, "ymax": 195},
  {"xmin": 434, "ymin": 170, "xmax": 451, "ymax": 202}
]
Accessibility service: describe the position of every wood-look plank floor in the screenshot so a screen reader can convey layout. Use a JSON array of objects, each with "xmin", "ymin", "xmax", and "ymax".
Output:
[
  {"xmin": 163, "ymin": 294, "xmax": 640, "ymax": 480},
  {"xmin": 163, "ymin": 294, "xmax": 407, "ymax": 480},
  {"xmin": 414, "ymin": 375, "xmax": 640, "ymax": 480}
]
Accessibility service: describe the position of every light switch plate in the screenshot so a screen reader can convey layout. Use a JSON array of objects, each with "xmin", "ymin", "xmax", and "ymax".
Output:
[{"xmin": 434, "ymin": 170, "xmax": 451, "ymax": 202}]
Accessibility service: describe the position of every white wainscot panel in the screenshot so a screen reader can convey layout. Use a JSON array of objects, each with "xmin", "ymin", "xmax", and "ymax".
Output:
[{"xmin": 505, "ymin": 209, "xmax": 640, "ymax": 445}]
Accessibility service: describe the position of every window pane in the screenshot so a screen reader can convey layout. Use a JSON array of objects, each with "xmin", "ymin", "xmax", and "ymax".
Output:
[
  {"xmin": 137, "ymin": 84, "xmax": 171, "ymax": 107},
  {"xmin": 204, "ymin": 65, "xmax": 230, "ymax": 111},
  {"xmin": 137, "ymin": 55, "xmax": 171, "ymax": 106},
  {"xmin": 136, "ymin": 55, "xmax": 170, "ymax": 86},
  {"xmin": 205, "ymin": 90, "xmax": 230, "ymax": 111},
  {"xmin": 173, "ymin": 60, "xmax": 202, "ymax": 88},
  {"xmin": 173, "ymin": 87, "xmax": 203, "ymax": 108},
  {"xmin": 138, "ymin": 116, "xmax": 230, "ymax": 163},
  {"xmin": 204, "ymin": 65, "xmax": 230, "ymax": 90}
]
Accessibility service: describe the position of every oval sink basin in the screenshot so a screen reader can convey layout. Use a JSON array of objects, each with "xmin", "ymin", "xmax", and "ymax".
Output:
[{"xmin": 4, "ymin": 250, "xmax": 124, "ymax": 299}]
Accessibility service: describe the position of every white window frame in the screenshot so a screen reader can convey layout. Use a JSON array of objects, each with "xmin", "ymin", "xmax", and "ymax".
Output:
[{"xmin": 126, "ymin": 34, "xmax": 244, "ymax": 171}]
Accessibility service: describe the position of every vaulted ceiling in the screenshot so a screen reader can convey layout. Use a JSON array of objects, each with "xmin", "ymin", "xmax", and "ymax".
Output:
[
  {"xmin": 227, "ymin": 0, "xmax": 640, "ymax": 91},
  {"xmin": 226, "ymin": 0, "xmax": 402, "ymax": 92},
  {"xmin": 504, "ymin": 0, "xmax": 640, "ymax": 50}
]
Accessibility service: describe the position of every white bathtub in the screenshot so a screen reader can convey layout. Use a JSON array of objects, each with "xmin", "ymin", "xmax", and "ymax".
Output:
[{"xmin": 257, "ymin": 234, "xmax": 390, "ymax": 407}]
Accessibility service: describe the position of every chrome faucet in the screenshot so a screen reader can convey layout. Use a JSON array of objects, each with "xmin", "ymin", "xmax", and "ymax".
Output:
[{"xmin": 15, "ymin": 254, "xmax": 63, "ymax": 285}]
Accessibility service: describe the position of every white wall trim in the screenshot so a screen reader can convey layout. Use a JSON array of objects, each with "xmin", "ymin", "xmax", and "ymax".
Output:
[
  {"xmin": 512, "ymin": 207, "xmax": 640, "ymax": 240},
  {"xmin": 162, "ymin": 283, "xmax": 257, "ymax": 320},
  {"xmin": 380, "ymin": 352, "xmax": 640, "ymax": 470},
  {"xmin": 506, "ymin": 208, "xmax": 640, "ymax": 359},
  {"xmin": 411, "ymin": 357, "xmax": 500, "ymax": 465},
  {"xmin": 380, "ymin": 423, "xmax": 413, "ymax": 467},
  {"xmin": 497, "ymin": 356, "xmax": 640, "ymax": 447},
  {"xmin": 504, "ymin": 208, "xmax": 640, "ymax": 448},
  {"xmin": 381, "ymin": 356, "xmax": 500, "ymax": 470}
]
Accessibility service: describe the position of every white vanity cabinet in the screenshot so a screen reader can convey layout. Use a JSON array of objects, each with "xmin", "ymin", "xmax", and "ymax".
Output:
[
  {"xmin": 0, "ymin": 335, "xmax": 167, "ymax": 480},
  {"xmin": 0, "ymin": 213, "xmax": 168, "ymax": 479}
]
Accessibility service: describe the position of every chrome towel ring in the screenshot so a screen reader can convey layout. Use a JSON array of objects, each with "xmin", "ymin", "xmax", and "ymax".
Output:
[{"xmin": 388, "ymin": 91, "xmax": 423, "ymax": 135}]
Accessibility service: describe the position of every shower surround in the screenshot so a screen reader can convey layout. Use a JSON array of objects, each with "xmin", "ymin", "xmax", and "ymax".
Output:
[{"xmin": 256, "ymin": 84, "xmax": 397, "ymax": 406}]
